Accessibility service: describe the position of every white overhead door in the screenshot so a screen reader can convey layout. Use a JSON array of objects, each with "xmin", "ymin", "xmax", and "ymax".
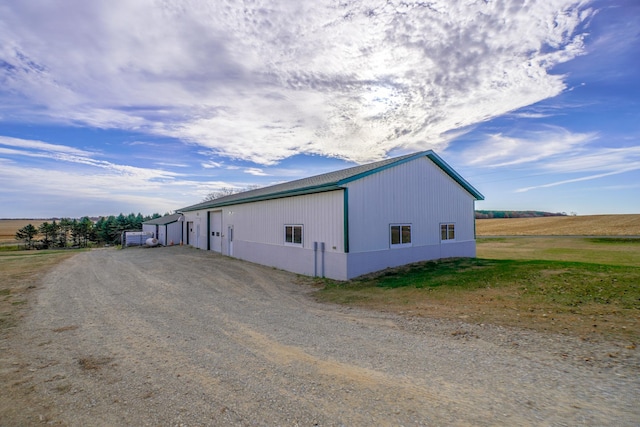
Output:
[{"xmin": 210, "ymin": 211, "xmax": 222, "ymax": 252}]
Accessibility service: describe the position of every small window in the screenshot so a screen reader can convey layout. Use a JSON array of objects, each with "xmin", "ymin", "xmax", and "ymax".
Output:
[
  {"xmin": 440, "ymin": 223, "xmax": 455, "ymax": 241},
  {"xmin": 390, "ymin": 224, "xmax": 411, "ymax": 247},
  {"xmin": 284, "ymin": 225, "xmax": 303, "ymax": 246}
]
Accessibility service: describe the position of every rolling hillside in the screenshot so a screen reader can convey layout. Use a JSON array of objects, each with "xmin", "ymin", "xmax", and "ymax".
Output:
[{"xmin": 476, "ymin": 214, "xmax": 640, "ymax": 236}]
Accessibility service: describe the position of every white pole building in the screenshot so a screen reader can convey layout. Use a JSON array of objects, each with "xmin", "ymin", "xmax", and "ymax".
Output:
[
  {"xmin": 142, "ymin": 213, "xmax": 184, "ymax": 246},
  {"xmin": 178, "ymin": 150, "xmax": 484, "ymax": 280}
]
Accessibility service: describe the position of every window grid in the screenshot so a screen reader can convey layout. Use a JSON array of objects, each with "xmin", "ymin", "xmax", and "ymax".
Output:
[
  {"xmin": 284, "ymin": 225, "xmax": 303, "ymax": 246},
  {"xmin": 440, "ymin": 223, "xmax": 455, "ymax": 241},
  {"xmin": 390, "ymin": 224, "xmax": 412, "ymax": 247}
]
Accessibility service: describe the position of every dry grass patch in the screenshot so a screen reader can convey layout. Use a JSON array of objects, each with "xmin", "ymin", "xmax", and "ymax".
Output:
[{"xmin": 0, "ymin": 250, "xmax": 79, "ymax": 336}]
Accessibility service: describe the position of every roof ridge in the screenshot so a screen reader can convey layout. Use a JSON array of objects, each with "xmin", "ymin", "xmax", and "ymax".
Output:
[{"xmin": 178, "ymin": 150, "xmax": 482, "ymax": 212}]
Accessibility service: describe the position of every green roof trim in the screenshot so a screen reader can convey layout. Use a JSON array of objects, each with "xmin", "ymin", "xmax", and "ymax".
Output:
[
  {"xmin": 142, "ymin": 213, "xmax": 183, "ymax": 225},
  {"xmin": 178, "ymin": 150, "xmax": 483, "ymax": 213},
  {"xmin": 424, "ymin": 151, "xmax": 485, "ymax": 201}
]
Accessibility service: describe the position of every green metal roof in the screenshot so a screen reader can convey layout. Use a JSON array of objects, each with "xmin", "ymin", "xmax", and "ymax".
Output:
[{"xmin": 178, "ymin": 150, "xmax": 484, "ymax": 212}]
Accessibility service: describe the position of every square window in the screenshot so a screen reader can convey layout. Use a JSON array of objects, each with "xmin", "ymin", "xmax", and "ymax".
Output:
[
  {"xmin": 390, "ymin": 224, "xmax": 411, "ymax": 247},
  {"xmin": 441, "ymin": 223, "xmax": 455, "ymax": 241},
  {"xmin": 285, "ymin": 225, "xmax": 303, "ymax": 246}
]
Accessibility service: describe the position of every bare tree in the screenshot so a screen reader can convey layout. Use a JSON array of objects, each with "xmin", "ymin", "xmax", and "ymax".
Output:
[{"xmin": 202, "ymin": 185, "xmax": 260, "ymax": 202}]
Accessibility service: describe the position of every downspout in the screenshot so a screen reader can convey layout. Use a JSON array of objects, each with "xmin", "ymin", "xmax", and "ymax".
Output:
[
  {"xmin": 320, "ymin": 242, "xmax": 325, "ymax": 278},
  {"xmin": 313, "ymin": 241, "xmax": 318, "ymax": 277}
]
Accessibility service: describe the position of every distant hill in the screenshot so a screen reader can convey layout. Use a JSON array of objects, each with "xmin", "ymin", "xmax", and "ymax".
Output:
[{"xmin": 475, "ymin": 210, "xmax": 568, "ymax": 219}]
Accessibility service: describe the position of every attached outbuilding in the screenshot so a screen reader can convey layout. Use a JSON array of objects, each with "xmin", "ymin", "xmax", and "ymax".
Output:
[
  {"xmin": 142, "ymin": 213, "xmax": 184, "ymax": 246},
  {"xmin": 177, "ymin": 150, "xmax": 484, "ymax": 280}
]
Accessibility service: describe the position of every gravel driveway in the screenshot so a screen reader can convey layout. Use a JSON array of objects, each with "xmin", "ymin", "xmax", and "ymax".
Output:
[{"xmin": 3, "ymin": 246, "xmax": 639, "ymax": 426}]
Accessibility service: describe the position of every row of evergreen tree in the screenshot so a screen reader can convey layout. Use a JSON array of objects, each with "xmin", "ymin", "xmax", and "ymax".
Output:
[
  {"xmin": 15, "ymin": 213, "xmax": 163, "ymax": 249},
  {"xmin": 475, "ymin": 210, "xmax": 570, "ymax": 219}
]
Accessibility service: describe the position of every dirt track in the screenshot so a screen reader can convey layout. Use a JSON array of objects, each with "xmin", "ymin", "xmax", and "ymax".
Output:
[{"xmin": 1, "ymin": 246, "xmax": 638, "ymax": 426}]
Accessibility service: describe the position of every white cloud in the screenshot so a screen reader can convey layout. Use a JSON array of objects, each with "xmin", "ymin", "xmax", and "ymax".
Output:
[
  {"xmin": 457, "ymin": 126, "xmax": 640, "ymax": 193},
  {"xmin": 516, "ymin": 168, "xmax": 639, "ymax": 193},
  {"xmin": 0, "ymin": 0, "xmax": 595, "ymax": 164},
  {"xmin": 156, "ymin": 162, "xmax": 189, "ymax": 168},
  {"xmin": 541, "ymin": 146, "xmax": 640, "ymax": 173},
  {"xmin": 201, "ymin": 161, "xmax": 223, "ymax": 169},
  {"xmin": 244, "ymin": 168, "xmax": 269, "ymax": 177},
  {"xmin": 0, "ymin": 136, "xmax": 94, "ymax": 156},
  {"xmin": 459, "ymin": 127, "xmax": 597, "ymax": 168},
  {"xmin": 0, "ymin": 149, "xmax": 239, "ymax": 217}
]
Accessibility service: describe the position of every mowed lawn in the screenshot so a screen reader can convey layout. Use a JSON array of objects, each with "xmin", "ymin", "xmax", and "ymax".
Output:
[{"xmin": 316, "ymin": 234, "xmax": 640, "ymax": 343}]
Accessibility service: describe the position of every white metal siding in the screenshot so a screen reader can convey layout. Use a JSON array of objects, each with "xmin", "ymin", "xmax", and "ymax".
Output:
[
  {"xmin": 183, "ymin": 213, "xmax": 206, "ymax": 249},
  {"xmin": 346, "ymin": 156, "xmax": 476, "ymax": 253},
  {"xmin": 166, "ymin": 223, "xmax": 183, "ymax": 246},
  {"xmin": 224, "ymin": 190, "xmax": 344, "ymax": 252},
  {"xmin": 180, "ymin": 191, "xmax": 344, "ymax": 277},
  {"xmin": 142, "ymin": 224, "xmax": 156, "ymax": 238}
]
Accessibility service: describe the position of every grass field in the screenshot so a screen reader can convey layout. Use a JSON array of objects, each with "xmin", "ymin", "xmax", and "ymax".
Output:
[
  {"xmin": 476, "ymin": 214, "xmax": 640, "ymax": 236},
  {"xmin": 317, "ymin": 236, "xmax": 640, "ymax": 343},
  {"xmin": 0, "ymin": 250, "xmax": 79, "ymax": 334},
  {"xmin": 478, "ymin": 237, "xmax": 640, "ymax": 266}
]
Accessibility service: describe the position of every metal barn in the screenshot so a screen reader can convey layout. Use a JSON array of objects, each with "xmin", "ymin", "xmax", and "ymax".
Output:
[
  {"xmin": 142, "ymin": 213, "xmax": 184, "ymax": 246},
  {"xmin": 177, "ymin": 150, "xmax": 484, "ymax": 280}
]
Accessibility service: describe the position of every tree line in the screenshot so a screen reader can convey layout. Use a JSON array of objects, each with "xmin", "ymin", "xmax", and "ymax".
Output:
[
  {"xmin": 14, "ymin": 212, "xmax": 163, "ymax": 249},
  {"xmin": 475, "ymin": 210, "xmax": 571, "ymax": 219}
]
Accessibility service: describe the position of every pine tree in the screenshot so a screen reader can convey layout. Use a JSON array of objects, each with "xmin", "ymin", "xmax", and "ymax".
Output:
[{"xmin": 15, "ymin": 224, "xmax": 38, "ymax": 249}]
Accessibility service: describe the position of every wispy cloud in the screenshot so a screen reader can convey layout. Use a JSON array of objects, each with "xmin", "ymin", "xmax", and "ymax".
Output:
[
  {"xmin": 542, "ymin": 146, "xmax": 640, "ymax": 173},
  {"xmin": 244, "ymin": 168, "xmax": 269, "ymax": 177},
  {"xmin": 0, "ymin": 138, "xmax": 241, "ymax": 215},
  {"xmin": 457, "ymin": 125, "xmax": 640, "ymax": 193},
  {"xmin": 0, "ymin": 136, "xmax": 93, "ymax": 156},
  {"xmin": 516, "ymin": 167, "xmax": 639, "ymax": 193},
  {"xmin": 156, "ymin": 162, "xmax": 189, "ymax": 168},
  {"xmin": 0, "ymin": 0, "xmax": 596, "ymax": 164},
  {"xmin": 459, "ymin": 127, "xmax": 598, "ymax": 168},
  {"xmin": 201, "ymin": 161, "xmax": 223, "ymax": 169}
]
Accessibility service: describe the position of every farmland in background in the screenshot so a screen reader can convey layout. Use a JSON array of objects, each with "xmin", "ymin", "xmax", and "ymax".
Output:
[
  {"xmin": 476, "ymin": 214, "xmax": 640, "ymax": 236},
  {"xmin": 0, "ymin": 219, "xmax": 47, "ymax": 245}
]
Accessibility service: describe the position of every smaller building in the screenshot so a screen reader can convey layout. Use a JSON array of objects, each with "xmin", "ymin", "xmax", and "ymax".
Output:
[{"xmin": 142, "ymin": 214, "xmax": 184, "ymax": 246}]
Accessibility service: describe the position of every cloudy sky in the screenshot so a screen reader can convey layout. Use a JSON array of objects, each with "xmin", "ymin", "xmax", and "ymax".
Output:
[{"xmin": 1, "ymin": 0, "xmax": 638, "ymax": 218}]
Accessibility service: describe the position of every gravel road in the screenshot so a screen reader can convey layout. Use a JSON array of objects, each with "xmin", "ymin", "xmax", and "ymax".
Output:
[{"xmin": 2, "ymin": 246, "xmax": 639, "ymax": 426}]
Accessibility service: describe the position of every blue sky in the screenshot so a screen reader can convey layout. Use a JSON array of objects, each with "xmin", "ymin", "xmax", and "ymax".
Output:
[{"xmin": 0, "ymin": 0, "xmax": 638, "ymax": 218}]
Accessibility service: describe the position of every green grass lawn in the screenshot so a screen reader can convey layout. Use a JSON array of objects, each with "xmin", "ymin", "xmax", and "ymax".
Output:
[
  {"xmin": 366, "ymin": 258, "xmax": 638, "ymax": 309},
  {"xmin": 476, "ymin": 237, "xmax": 640, "ymax": 267},
  {"xmin": 316, "ymin": 238, "xmax": 640, "ymax": 341}
]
